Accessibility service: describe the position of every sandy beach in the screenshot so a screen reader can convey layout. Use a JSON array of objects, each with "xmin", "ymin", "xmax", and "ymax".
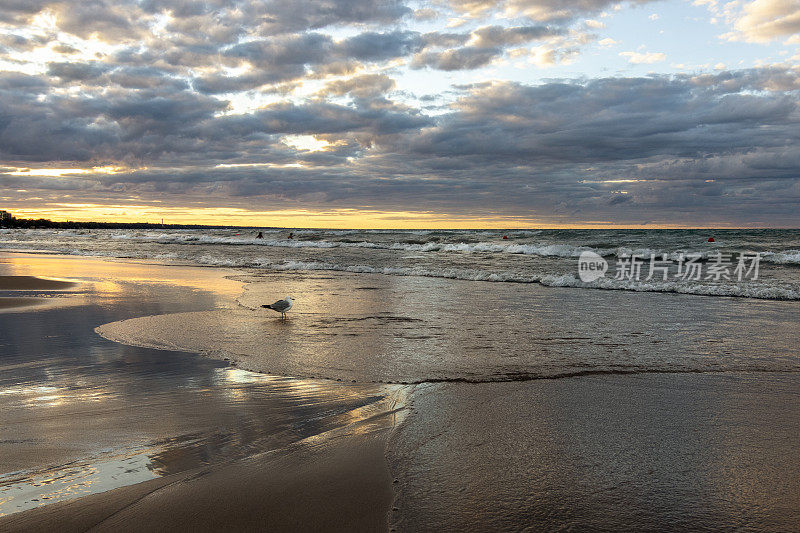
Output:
[
  {"xmin": 1, "ymin": 251, "xmax": 799, "ymax": 531},
  {"xmin": 0, "ymin": 253, "xmax": 404, "ymax": 531},
  {"xmin": 2, "ymin": 418, "xmax": 395, "ymax": 533},
  {"xmin": 3, "ymin": 0, "xmax": 800, "ymax": 526}
]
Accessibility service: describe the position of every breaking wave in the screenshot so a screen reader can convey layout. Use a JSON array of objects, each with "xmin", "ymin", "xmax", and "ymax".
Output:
[
  {"xmin": 105, "ymin": 233, "xmax": 607, "ymax": 257},
  {"xmin": 2, "ymin": 228, "xmax": 800, "ymax": 300},
  {"xmin": 186, "ymin": 256, "xmax": 800, "ymax": 300}
]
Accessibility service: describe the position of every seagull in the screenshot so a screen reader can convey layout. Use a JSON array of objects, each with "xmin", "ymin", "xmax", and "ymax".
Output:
[{"xmin": 262, "ymin": 296, "xmax": 293, "ymax": 318}]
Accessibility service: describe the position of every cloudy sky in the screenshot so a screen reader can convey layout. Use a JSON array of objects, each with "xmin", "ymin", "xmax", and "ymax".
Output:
[{"xmin": 0, "ymin": 0, "xmax": 799, "ymax": 227}]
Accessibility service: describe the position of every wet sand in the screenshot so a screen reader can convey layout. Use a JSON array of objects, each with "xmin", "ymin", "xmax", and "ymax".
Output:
[
  {"xmin": 2, "ymin": 423, "xmax": 394, "ymax": 533},
  {"xmin": 0, "ymin": 297, "xmax": 46, "ymax": 310},
  {"xmin": 0, "ymin": 275, "xmax": 78, "ymax": 310},
  {"xmin": 2, "ymin": 252, "xmax": 800, "ymax": 531},
  {"xmin": 390, "ymin": 374, "xmax": 800, "ymax": 531},
  {"xmin": 0, "ymin": 253, "xmax": 402, "ymax": 530},
  {"xmin": 0, "ymin": 276, "xmax": 76, "ymax": 291}
]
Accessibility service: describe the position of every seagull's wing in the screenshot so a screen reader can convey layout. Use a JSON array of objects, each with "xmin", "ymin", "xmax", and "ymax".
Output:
[{"xmin": 269, "ymin": 299, "xmax": 291, "ymax": 311}]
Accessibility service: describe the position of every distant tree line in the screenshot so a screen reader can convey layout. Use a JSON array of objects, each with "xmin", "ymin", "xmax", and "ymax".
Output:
[{"xmin": 0, "ymin": 216, "xmax": 254, "ymax": 230}]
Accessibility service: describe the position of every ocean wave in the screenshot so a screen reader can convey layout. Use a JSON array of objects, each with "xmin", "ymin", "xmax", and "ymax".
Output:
[
  {"xmin": 762, "ymin": 250, "xmax": 800, "ymax": 264},
  {"xmin": 196, "ymin": 257, "xmax": 800, "ymax": 300},
  {"xmin": 100, "ymin": 235, "xmax": 790, "ymax": 264},
  {"xmin": 96, "ymin": 233, "xmax": 615, "ymax": 258},
  {"xmin": 3, "ymin": 242, "xmax": 799, "ymax": 300},
  {"xmin": 6, "ymin": 229, "xmax": 800, "ymax": 266}
]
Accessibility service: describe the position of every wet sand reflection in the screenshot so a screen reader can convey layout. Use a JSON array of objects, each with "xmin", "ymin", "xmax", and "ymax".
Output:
[{"xmin": 0, "ymin": 253, "xmax": 399, "ymax": 517}]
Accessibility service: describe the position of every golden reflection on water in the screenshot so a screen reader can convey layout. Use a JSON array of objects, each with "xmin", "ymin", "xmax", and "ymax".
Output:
[
  {"xmin": 0, "ymin": 252, "xmax": 243, "ymax": 302},
  {"xmin": 0, "ymin": 382, "xmax": 115, "ymax": 408},
  {"xmin": 0, "ymin": 369, "xmax": 409, "ymax": 517},
  {"xmin": 0, "ymin": 451, "xmax": 158, "ymax": 517},
  {"xmin": 0, "ymin": 252, "xmax": 412, "ymax": 519}
]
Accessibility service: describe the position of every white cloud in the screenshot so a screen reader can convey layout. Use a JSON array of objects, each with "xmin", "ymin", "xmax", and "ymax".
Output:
[
  {"xmin": 620, "ymin": 51, "xmax": 667, "ymax": 64},
  {"xmin": 717, "ymin": 0, "xmax": 800, "ymax": 43},
  {"xmin": 649, "ymin": 13, "xmax": 660, "ymax": 20},
  {"xmin": 598, "ymin": 37, "xmax": 618, "ymax": 47},
  {"xmin": 585, "ymin": 19, "xmax": 605, "ymax": 28}
]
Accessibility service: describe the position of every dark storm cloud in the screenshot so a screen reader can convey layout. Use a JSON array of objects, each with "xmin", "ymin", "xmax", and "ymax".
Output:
[
  {"xmin": 0, "ymin": 0, "xmax": 50, "ymax": 24},
  {"xmin": 0, "ymin": 67, "xmax": 429, "ymax": 166},
  {"xmin": 690, "ymin": 68, "xmax": 800, "ymax": 93},
  {"xmin": 2, "ymin": 0, "xmax": 799, "ymax": 224},
  {"xmin": 1, "ymin": 0, "xmax": 411, "ymax": 41},
  {"xmin": 419, "ymin": 32, "xmax": 471, "ymax": 48},
  {"xmin": 407, "ymin": 73, "xmax": 800, "ymax": 166},
  {"xmin": 106, "ymin": 67, "xmax": 190, "ymax": 91},
  {"xmin": 0, "ymin": 80, "xmax": 228, "ymax": 163},
  {"xmin": 254, "ymin": 0, "xmax": 412, "ymax": 34},
  {"xmin": 337, "ymin": 31, "xmax": 422, "ymax": 61},
  {"xmin": 192, "ymin": 31, "xmax": 424, "ymax": 93},
  {"xmin": 0, "ymin": 32, "xmax": 50, "ymax": 51},
  {"xmin": 319, "ymin": 74, "xmax": 396, "ymax": 99},
  {"xmin": 0, "ymin": 72, "xmax": 49, "ymax": 91},
  {"xmin": 48, "ymin": 1, "xmax": 147, "ymax": 41},
  {"xmin": 47, "ymin": 61, "xmax": 110, "ymax": 81},
  {"xmin": 411, "ymin": 47, "xmax": 502, "ymax": 70},
  {"xmin": 204, "ymin": 26, "xmax": 556, "ymax": 90},
  {"xmin": 12, "ymin": 69, "xmax": 798, "ymax": 224},
  {"xmin": 411, "ymin": 25, "xmax": 563, "ymax": 71},
  {"xmin": 207, "ymin": 101, "xmax": 432, "ymax": 138},
  {"xmin": 447, "ymin": 0, "xmax": 656, "ymax": 24},
  {"xmin": 470, "ymin": 25, "xmax": 562, "ymax": 47},
  {"xmin": 350, "ymin": 69, "xmax": 800, "ymax": 222}
]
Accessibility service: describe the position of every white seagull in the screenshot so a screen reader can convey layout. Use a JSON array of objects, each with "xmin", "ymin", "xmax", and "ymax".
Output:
[{"xmin": 262, "ymin": 296, "xmax": 294, "ymax": 318}]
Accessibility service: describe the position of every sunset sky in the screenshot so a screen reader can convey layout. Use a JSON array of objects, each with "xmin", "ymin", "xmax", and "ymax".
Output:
[{"xmin": 0, "ymin": 0, "xmax": 799, "ymax": 227}]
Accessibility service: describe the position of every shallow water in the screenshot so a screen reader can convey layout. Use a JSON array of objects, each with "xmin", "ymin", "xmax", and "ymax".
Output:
[
  {"xmin": 0, "ymin": 254, "xmax": 398, "ymax": 517},
  {"xmin": 98, "ymin": 270, "xmax": 800, "ymax": 383}
]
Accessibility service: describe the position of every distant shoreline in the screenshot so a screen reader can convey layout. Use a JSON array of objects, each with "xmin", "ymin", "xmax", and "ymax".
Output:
[{"xmin": 0, "ymin": 217, "xmax": 278, "ymax": 230}]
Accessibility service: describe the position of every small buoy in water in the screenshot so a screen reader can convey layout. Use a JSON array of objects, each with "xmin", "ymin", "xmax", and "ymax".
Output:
[
  {"xmin": 502, "ymin": 235, "xmax": 508, "ymax": 240},
  {"xmin": 708, "ymin": 237, "xmax": 715, "ymax": 242}
]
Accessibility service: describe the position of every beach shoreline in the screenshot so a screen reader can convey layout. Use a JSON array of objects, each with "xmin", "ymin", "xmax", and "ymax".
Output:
[
  {"xmin": 1, "ymin": 251, "xmax": 799, "ymax": 530},
  {"xmin": 0, "ymin": 253, "xmax": 406, "ymax": 530}
]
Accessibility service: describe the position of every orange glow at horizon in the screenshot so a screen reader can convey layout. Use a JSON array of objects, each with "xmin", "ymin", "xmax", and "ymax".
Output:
[{"xmin": 4, "ymin": 203, "xmax": 747, "ymax": 229}]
